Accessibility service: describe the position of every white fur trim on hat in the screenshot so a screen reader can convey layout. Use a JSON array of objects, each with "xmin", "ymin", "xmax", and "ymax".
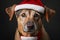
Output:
[
  {"xmin": 21, "ymin": 36, "xmax": 37, "ymax": 40},
  {"xmin": 15, "ymin": 4, "xmax": 45, "ymax": 13}
]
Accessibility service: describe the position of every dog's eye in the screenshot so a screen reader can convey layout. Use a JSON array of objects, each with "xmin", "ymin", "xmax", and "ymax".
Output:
[
  {"xmin": 34, "ymin": 14, "xmax": 39, "ymax": 17},
  {"xmin": 34, "ymin": 13, "xmax": 40, "ymax": 20},
  {"xmin": 21, "ymin": 13, "xmax": 26, "ymax": 17}
]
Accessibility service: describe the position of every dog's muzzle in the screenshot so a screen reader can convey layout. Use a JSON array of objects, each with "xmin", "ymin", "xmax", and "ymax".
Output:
[{"xmin": 23, "ymin": 21, "xmax": 37, "ymax": 33}]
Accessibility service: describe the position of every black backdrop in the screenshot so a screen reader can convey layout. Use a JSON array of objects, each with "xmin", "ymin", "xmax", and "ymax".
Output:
[{"xmin": 0, "ymin": 0, "xmax": 60, "ymax": 40}]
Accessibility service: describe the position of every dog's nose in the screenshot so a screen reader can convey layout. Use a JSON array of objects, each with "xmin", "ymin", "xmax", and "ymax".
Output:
[
  {"xmin": 27, "ymin": 21, "xmax": 35, "ymax": 31},
  {"xmin": 27, "ymin": 21, "xmax": 34, "ymax": 26}
]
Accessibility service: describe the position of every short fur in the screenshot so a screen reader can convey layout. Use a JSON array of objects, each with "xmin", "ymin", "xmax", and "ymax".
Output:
[{"xmin": 5, "ymin": 4, "xmax": 55, "ymax": 40}]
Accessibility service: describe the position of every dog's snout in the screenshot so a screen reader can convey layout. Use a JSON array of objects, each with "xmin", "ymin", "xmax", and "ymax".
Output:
[
  {"xmin": 27, "ymin": 21, "xmax": 34, "ymax": 26},
  {"xmin": 24, "ymin": 21, "xmax": 37, "ymax": 33},
  {"xmin": 26, "ymin": 21, "xmax": 35, "ymax": 32}
]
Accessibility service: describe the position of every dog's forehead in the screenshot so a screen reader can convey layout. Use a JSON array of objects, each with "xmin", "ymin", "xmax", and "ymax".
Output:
[
  {"xmin": 17, "ymin": 9, "xmax": 40, "ymax": 14},
  {"xmin": 15, "ymin": 9, "xmax": 44, "ymax": 18}
]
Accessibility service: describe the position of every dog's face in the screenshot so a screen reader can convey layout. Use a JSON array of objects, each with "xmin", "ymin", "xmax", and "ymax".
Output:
[
  {"xmin": 15, "ymin": 9, "xmax": 43, "ymax": 36},
  {"xmin": 5, "ymin": 5, "xmax": 55, "ymax": 37}
]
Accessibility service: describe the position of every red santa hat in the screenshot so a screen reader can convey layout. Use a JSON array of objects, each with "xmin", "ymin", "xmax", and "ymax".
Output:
[{"xmin": 15, "ymin": 0, "xmax": 45, "ymax": 13}]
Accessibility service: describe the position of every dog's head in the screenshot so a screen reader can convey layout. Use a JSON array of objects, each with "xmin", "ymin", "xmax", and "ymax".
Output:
[
  {"xmin": 15, "ymin": 9, "xmax": 43, "ymax": 34},
  {"xmin": 5, "ymin": 4, "xmax": 55, "ymax": 36}
]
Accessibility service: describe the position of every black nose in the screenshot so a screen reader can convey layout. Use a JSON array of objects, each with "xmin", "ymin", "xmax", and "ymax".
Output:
[{"xmin": 27, "ymin": 21, "xmax": 34, "ymax": 26}]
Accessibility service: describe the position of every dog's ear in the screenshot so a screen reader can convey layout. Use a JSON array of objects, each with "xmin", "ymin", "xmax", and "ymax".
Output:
[
  {"xmin": 5, "ymin": 4, "xmax": 16, "ymax": 21},
  {"xmin": 44, "ymin": 6, "xmax": 56, "ymax": 22}
]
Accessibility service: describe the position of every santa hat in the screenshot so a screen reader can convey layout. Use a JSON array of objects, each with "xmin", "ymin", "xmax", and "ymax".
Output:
[{"xmin": 15, "ymin": 0, "xmax": 45, "ymax": 13}]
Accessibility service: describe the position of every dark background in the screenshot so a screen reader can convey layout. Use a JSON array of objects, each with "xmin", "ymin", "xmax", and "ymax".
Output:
[{"xmin": 0, "ymin": 0, "xmax": 60, "ymax": 40}]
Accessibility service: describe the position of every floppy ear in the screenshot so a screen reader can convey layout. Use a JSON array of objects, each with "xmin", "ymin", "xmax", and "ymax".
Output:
[
  {"xmin": 44, "ymin": 6, "xmax": 56, "ymax": 22},
  {"xmin": 5, "ymin": 4, "xmax": 16, "ymax": 21}
]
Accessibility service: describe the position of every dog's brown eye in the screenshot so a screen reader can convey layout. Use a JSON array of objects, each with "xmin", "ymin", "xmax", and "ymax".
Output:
[
  {"xmin": 34, "ymin": 13, "xmax": 40, "ymax": 21},
  {"xmin": 21, "ymin": 13, "xmax": 26, "ymax": 17},
  {"xmin": 34, "ymin": 14, "xmax": 39, "ymax": 17}
]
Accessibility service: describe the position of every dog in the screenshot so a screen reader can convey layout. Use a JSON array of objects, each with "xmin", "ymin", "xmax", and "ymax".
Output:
[{"xmin": 5, "ymin": 4, "xmax": 55, "ymax": 40}]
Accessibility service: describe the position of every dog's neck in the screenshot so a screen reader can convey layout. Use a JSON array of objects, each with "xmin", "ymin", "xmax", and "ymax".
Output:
[
  {"xmin": 15, "ymin": 29, "xmax": 42, "ymax": 40},
  {"xmin": 18, "ymin": 30, "xmax": 38, "ymax": 40},
  {"xmin": 18, "ymin": 30, "xmax": 37, "ymax": 37}
]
